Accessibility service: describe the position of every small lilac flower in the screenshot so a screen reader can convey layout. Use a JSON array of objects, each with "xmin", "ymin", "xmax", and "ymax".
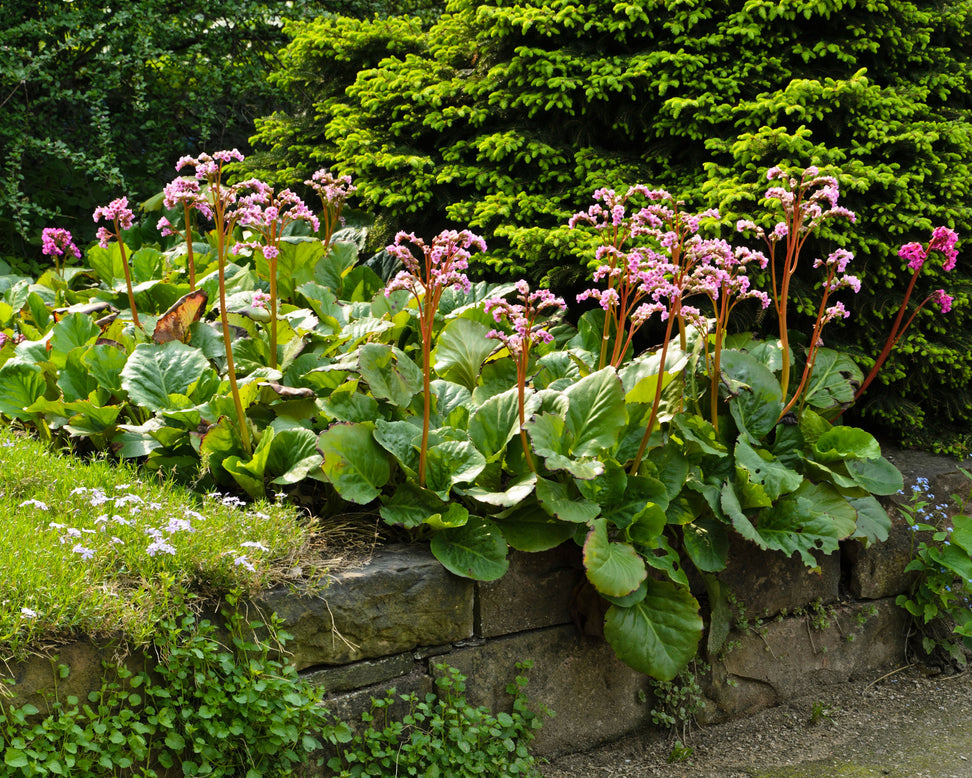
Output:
[
  {"xmin": 72, "ymin": 543, "xmax": 95, "ymax": 560},
  {"xmin": 19, "ymin": 499, "xmax": 48, "ymax": 510},
  {"xmin": 146, "ymin": 539, "xmax": 177, "ymax": 557},
  {"xmin": 233, "ymin": 554, "xmax": 256, "ymax": 572},
  {"xmin": 20, "ymin": 607, "xmax": 37, "ymax": 619}
]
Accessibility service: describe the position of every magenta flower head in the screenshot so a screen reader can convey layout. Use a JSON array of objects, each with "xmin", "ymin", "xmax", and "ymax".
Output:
[
  {"xmin": 929, "ymin": 226, "xmax": 959, "ymax": 271},
  {"xmin": 933, "ymin": 288, "xmax": 954, "ymax": 313},
  {"xmin": 41, "ymin": 228, "xmax": 81, "ymax": 260},
  {"xmin": 898, "ymin": 242, "xmax": 927, "ymax": 271}
]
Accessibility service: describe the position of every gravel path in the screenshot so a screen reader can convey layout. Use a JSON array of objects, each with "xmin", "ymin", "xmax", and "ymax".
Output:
[{"xmin": 539, "ymin": 666, "xmax": 972, "ymax": 777}]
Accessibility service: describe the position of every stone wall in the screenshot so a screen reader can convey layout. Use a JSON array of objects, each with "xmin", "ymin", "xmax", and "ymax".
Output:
[{"xmin": 4, "ymin": 445, "xmax": 968, "ymax": 762}]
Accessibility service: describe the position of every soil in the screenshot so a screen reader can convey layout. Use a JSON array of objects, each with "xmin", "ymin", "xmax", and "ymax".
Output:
[{"xmin": 539, "ymin": 666, "xmax": 972, "ymax": 777}]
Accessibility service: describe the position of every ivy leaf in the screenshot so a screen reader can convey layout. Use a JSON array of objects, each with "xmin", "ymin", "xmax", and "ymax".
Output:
[{"xmin": 603, "ymin": 581, "xmax": 703, "ymax": 681}]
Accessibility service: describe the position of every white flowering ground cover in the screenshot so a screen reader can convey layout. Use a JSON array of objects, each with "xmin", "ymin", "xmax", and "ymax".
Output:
[{"xmin": 0, "ymin": 428, "xmax": 316, "ymax": 659}]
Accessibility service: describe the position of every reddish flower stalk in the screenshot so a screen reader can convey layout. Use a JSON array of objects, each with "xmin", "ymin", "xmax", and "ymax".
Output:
[
  {"xmin": 736, "ymin": 166, "xmax": 856, "ymax": 401},
  {"xmin": 93, "ymin": 197, "xmax": 140, "ymax": 328},
  {"xmin": 385, "ymin": 230, "xmax": 485, "ymax": 486},
  {"xmin": 854, "ymin": 228, "xmax": 959, "ymax": 403},
  {"xmin": 485, "ymin": 280, "xmax": 567, "ymax": 471},
  {"xmin": 158, "ymin": 176, "xmax": 213, "ymax": 291}
]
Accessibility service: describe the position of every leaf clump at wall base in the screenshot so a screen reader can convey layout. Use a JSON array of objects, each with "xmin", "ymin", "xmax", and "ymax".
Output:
[{"xmin": 251, "ymin": 0, "xmax": 972, "ymax": 452}]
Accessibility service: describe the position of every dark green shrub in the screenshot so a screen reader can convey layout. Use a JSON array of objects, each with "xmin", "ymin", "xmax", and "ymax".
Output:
[{"xmin": 252, "ymin": 0, "xmax": 972, "ymax": 452}]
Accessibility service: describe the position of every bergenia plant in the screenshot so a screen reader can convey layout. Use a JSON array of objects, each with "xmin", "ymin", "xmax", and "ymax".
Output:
[
  {"xmin": 235, "ymin": 186, "xmax": 320, "ymax": 369},
  {"xmin": 855, "ymin": 227, "xmax": 959, "ymax": 402},
  {"xmin": 93, "ymin": 197, "xmax": 140, "ymax": 328},
  {"xmin": 736, "ymin": 166, "xmax": 857, "ymax": 401},
  {"xmin": 385, "ymin": 229, "xmax": 486, "ymax": 486},
  {"xmin": 173, "ymin": 149, "xmax": 254, "ymax": 455},
  {"xmin": 305, "ymin": 169, "xmax": 355, "ymax": 254},
  {"xmin": 157, "ymin": 176, "xmax": 213, "ymax": 290},
  {"xmin": 485, "ymin": 280, "xmax": 567, "ymax": 471}
]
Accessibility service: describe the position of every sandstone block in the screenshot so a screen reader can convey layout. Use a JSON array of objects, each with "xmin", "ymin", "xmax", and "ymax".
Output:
[
  {"xmin": 476, "ymin": 543, "xmax": 582, "ymax": 638},
  {"xmin": 253, "ymin": 544, "xmax": 474, "ymax": 670},
  {"xmin": 441, "ymin": 624, "xmax": 654, "ymax": 758}
]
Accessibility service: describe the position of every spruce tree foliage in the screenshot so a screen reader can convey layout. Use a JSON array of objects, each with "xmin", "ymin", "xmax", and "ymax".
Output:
[{"xmin": 252, "ymin": 0, "xmax": 972, "ymax": 452}]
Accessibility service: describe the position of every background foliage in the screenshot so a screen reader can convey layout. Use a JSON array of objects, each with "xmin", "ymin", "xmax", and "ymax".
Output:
[
  {"xmin": 0, "ymin": 0, "xmax": 440, "ymax": 267},
  {"xmin": 250, "ymin": 0, "xmax": 972, "ymax": 452}
]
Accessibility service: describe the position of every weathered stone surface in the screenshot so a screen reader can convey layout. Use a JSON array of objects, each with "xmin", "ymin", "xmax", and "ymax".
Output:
[
  {"xmin": 301, "ymin": 652, "xmax": 416, "ymax": 695},
  {"xmin": 253, "ymin": 544, "xmax": 474, "ymax": 670},
  {"xmin": 323, "ymin": 670, "xmax": 434, "ymax": 738},
  {"xmin": 844, "ymin": 504, "xmax": 919, "ymax": 599},
  {"xmin": 476, "ymin": 544, "xmax": 582, "ymax": 638},
  {"xmin": 2, "ymin": 640, "xmax": 116, "ymax": 711},
  {"xmin": 705, "ymin": 532, "xmax": 840, "ymax": 620},
  {"xmin": 441, "ymin": 625, "xmax": 655, "ymax": 758},
  {"xmin": 706, "ymin": 598, "xmax": 907, "ymax": 719},
  {"xmin": 882, "ymin": 445, "xmax": 972, "ymax": 510}
]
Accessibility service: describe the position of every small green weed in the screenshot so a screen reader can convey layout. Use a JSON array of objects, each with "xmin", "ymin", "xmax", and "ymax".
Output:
[
  {"xmin": 666, "ymin": 740, "xmax": 694, "ymax": 764},
  {"xmin": 647, "ymin": 661, "xmax": 708, "ymax": 739},
  {"xmin": 808, "ymin": 701, "xmax": 836, "ymax": 726}
]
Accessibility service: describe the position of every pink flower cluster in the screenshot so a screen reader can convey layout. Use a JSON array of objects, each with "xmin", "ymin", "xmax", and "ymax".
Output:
[
  {"xmin": 485, "ymin": 280, "xmax": 566, "ymax": 356},
  {"xmin": 92, "ymin": 197, "xmax": 135, "ymax": 248},
  {"xmin": 175, "ymin": 149, "xmax": 245, "ymax": 181},
  {"xmin": 305, "ymin": 168, "xmax": 356, "ymax": 210},
  {"xmin": 385, "ymin": 230, "xmax": 484, "ymax": 300},
  {"xmin": 234, "ymin": 186, "xmax": 320, "ymax": 258},
  {"xmin": 41, "ymin": 227, "xmax": 81, "ymax": 260},
  {"xmin": 898, "ymin": 226, "xmax": 959, "ymax": 272}
]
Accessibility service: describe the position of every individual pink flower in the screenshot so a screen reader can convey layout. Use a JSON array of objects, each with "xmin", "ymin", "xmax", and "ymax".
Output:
[
  {"xmin": 929, "ymin": 226, "xmax": 959, "ymax": 271},
  {"xmin": 93, "ymin": 197, "xmax": 135, "ymax": 231},
  {"xmin": 898, "ymin": 242, "xmax": 926, "ymax": 271}
]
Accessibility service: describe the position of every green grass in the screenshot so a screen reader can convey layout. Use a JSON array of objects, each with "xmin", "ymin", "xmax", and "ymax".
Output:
[{"xmin": 0, "ymin": 428, "xmax": 320, "ymax": 659}]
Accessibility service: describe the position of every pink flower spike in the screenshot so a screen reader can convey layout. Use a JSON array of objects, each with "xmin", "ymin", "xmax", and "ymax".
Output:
[
  {"xmin": 929, "ymin": 226, "xmax": 959, "ymax": 271},
  {"xmin": 933, "ymin": 288, "xmax": 954, "ymax": 313}
]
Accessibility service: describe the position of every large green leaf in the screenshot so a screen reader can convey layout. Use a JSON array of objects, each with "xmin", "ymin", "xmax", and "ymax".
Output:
[
  {"xmin": 565, "ymin": 367, "xmax": 627, "ymax": 457},
  {"xmin": 374, "ymin": 419, "xmax": 421, "ymax": 474},
  {"xmin": 357, "ymin": 343, "xmax": 423, "ymax": 407},
  {"xmin": 317, "ymin": 422, "xmax": 390, "ymax": 504},
  {"xmin": 525, "ymin": 412, "xmax": 604, "ymax": 479},
  {"xmin": 847, "ymin": 493, "xmax": 892, "ymax": 546},
  {"xmin": 468, "ymin": 387, "xmax": 522, "ymax": 462},
  {"xmin": 120, "ymin": 342, "xmax": 210, "ymax": 412},
  {"xmin": 813, "ymin": 426, "xmax": 882, "ymax": 462},
  {"xmin": 460, "ymin": 472, "xmax": 537, "ymax": 508},
  {"xmin": 425, "ymin": 439, "xmax": 487, "ymax": 499},
  {"xmin": 266, "ymin": 427, "xmax": 323, "ymax": 485},
  {"xmin": 583, "ymin": 518, "xmax": 647, "ymax": 597},
  {"xmin": 728, "ymin": 481, "xmax": 858, "ymax": 567},
  {"xmin": 430, "ymin": 516, "xmax": 510, "ymax": 581},
  {"xmin": 433, "ymin": 317, "xmax": 497, "ymax": 391},
  {"xmin": 58, "ymin": 348, "xmax": 100, "ymax": 402},
  {"xmin": 734, "ymin": 438, "xmax": 803, "ymax": 501},
  {"xmin": 50, "ymin": 312, "xmax": 100, "ymax": 359},
  {"xmin": 0, "ymin": 362, "xmax": 46, "ymax": 420},
  {"xmin": 603, "ymin": 580, "xmax": 703, "ymax": 681},
  {"xmin": 63, "ymin": 401, "xmax": 121, "ymax": 437},
  {"xmin": 536, "ymin": 476, "xmax": 600, "ymax": 523},
  {"xmin": 803, "ymin": 348, "xmax": 862, "ymax": 414},
  {"xmin": 719, "ymin": 349, "xmax": 783, "ymax": 442},
  {"xmin": 682, "ymin": 517, "xmax": 729, "ymax": 573},
  {"xmin": 494, "ymin": 500, "xmax": 576, "ymax": 551},
  {"xmin": 845, "ymin": 456, "xmax": 904, "ymax": 495}
]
